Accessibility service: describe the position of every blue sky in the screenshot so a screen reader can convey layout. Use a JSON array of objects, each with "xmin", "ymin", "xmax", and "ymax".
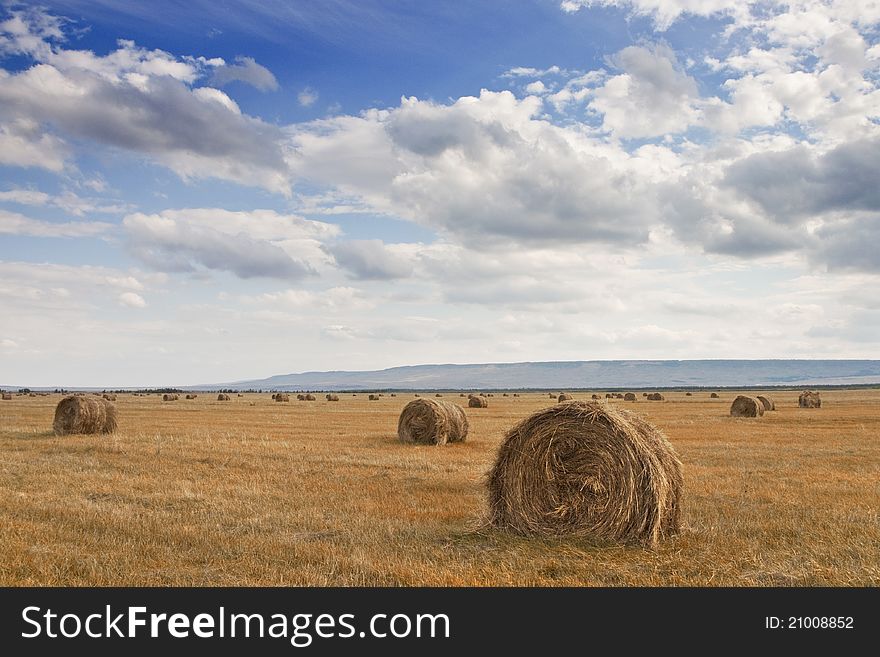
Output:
[{"xmin": 1, "ymin": 0, "xmax": 879, "ymax": 386}]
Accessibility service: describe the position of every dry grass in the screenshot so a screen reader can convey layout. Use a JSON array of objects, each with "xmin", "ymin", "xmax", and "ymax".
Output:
[{"xmin": 0, "ymin": 390, "xmax": 878, "ymax": 586}]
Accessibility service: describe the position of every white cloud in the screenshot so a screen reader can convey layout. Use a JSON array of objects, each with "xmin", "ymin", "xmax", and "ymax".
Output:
[
  {"xmin": 297, "ymin": 86, "xmax": 318, "ymax": 107},
  {"xmin": 0, "ymin": 188, "xmax": 130, "ymax": 216},
  {"xmin": 209, "ymin": 56, "xmax": 278, "ymax": 91},
  {"xmin": 0, "ymin": 11, "xmax": 290, "ymax": 193},
  {"xmin": 0, "ymin": 209, "xmax": 114, "ymax": 237},
  {"xmin": 119, "ymin": 291, "xmax": 147, "ymax": 308},
  {"xmin": 123, "ymin": 209, "xmax": 339, "ymax": 279},
  {"xmin": 590, "ymin": 44, "xmax": 701, "ymax": 138},
  {"xmin": 327, "ymin": 239, "xmax": 415, "ymax": 280}
]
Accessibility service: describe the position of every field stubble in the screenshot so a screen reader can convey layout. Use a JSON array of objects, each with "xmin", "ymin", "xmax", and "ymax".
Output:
[{"xmin": 0, "ymin": 390, "xmax": 877, "ymax": 586}]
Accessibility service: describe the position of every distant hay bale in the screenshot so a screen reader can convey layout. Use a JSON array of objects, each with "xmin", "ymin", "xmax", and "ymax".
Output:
[
  {"xmin": 276, "ymin": 393, "xmax": 290, "ymax": 402},
  {"xmin": 710, "ymin": 392, "xmax": 720, "ymax": 398},
  {"xmin": 606, "ymin": 394, "xmax": 613, "ymax": 399},
  {"xmin": 513, "ymin": 393, "xmax": 519, "ymax": 397},
  {"xmin": 614, "ymin": 393, "xmax": 624, "ymax": 399},
  {"xmin": 558, "ymin": 393, "xmax": 573, "ymax": 402},
  {"xmin": 798, "ymin": 390, "xmax": 821, "ymax": 408},
  {"xmin": 397, "ymin": 398, "xmax": 468, "ymax": 445},
  {"xmin": 162, "ymin": 394, "xmax": 178, "ymax": 401},
  {"xmin": 185, "ymin": 394, "xmax": 197, "ymax": 400},
  {"xmin": 642, "ymin": 393, "xmax": 648, "ymax": 397},
  {"xmin": 435, "ymin": 393, "xmax": 443, "ymax": 397},
  {"xmin": 549, "ymin": 393, "xmax": 557, "ymax": 399},
  {"xmin": 591, "ymin": 394, "xmax": 600, "ymax": 400},
  {"xmin": 756, "ymin": 395, "xmax": 775, "ymax": 411},
  {"xmin": 326, "ymin": 394, "xmax": 339, "ymax": 401},
  {"xmin": 369, "ymin": 394, "xmax": 379, "ymax": 401},
  {"xmin": 647, "ymin": 393, "xmax": 665, "ymax": 401},
  {"xmin": 390, "ymin": 393, "xmax": 396, "ymax": 397},
  {"xmin": 487, "ymin": 401, "xmax": 682, "ymax": 546},
  {"xmin": 487, "ymin": 393, "xmax": 494, "ymax": 397},
  {"xmin": 304, "ymin": 394, "xmax": 316, "ymax": 401},
  {"xmin": 238, "ymin": 393, "xmax": 244, "ymax": 397},
  {"xmin": 29, "ymin": 392, "xmax": 37, "ymax": 397},
  {"xmin": 479, "ymin": 393, "xmax": 487, "ymax": 398},
  {"xmin": 217, "ymin": 393, "xmax": 230, "ymax": 401},
  {"xmin": 468, "ymin": 396, "xmax": 488, "ymax": 408},
  {"xmin": 271, "ymin": 393, "xmax": 277, "ymax": 400},
  {"xmin": 414, "ymin": 393, "xmax": 420, "ymax": 397},
  {"xmin": 460, "ymin": 393, "xmax": 466, "ymax": 397},
  {"xmin": 102, "ymin": 394, "xmax": 117, "ymax": 401},
  {"xmin": 503, "ymin": 393, "xmax": 508, "ymax": 397},
  {"xmin": 624, "ymin": 393, "xmax": 636, "ymax": 401},
  {"xmin": 730, "ymin": 395, "xmax": 764, "ymax": 417},
  {"xmin": 1, "ymin": 393, "xmax": 11, "ymax": 400},
  {"xmin": 685, "ymin": 392, "xmax": 692, "ymax": 396},
  {"xmin": 53, "ymin": 395, "xmax": 118, "ymax": 436}
]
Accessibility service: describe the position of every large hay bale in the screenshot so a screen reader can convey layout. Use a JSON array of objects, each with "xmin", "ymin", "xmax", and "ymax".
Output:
[
  {"xmin": 624, "ymin": 392, "xmax": 637, "ymax": 401},
  {"xmin": 397, "ymin": 398, "xmax": 469, "ymax": 445},
  {"xmin": 217, "ymin": 393, "xmax": 230, "ymax": 401},
  {"xmin": 468, "ymin": 396, "xmax": 488, "ymax": 408},
  {"xmin": 304, "ymin": 394, "xmax": 316, "ymax": 401},
  {"xmin": 647, "ymin": 393, "xmax": 664, "ymax": 401},
  {"xmin": 1, "ymin": 392, "xmax": 12, "ymax": 400},
  {"xmin": 487, "ymin": 401, "xmax": 682, "ymax": 546},
  {"xmin": 798, "ymin": 390, "xmax": 821, "ymax": 408},
  {"xmin": 730, "ymin": 395, "xmax": 764, "ymax": 417},
  {"xmin": 296, "ymin": 394, "xmax": 305, "ymax": 401},
  {"xmin": 369, "ymin": 394, "xmax": 379, "ymax": 401},
  {"xmin": 558, "ymin": 393, "xmax": 573, "ymax": 402},
  {"xmin": 756, "ymin": 395, "xmax": 775, "ymax": 411},
  {"xmin": 276, "ymin": 393, "xmax": 290, "ymax": 402},
  {"xmin": 162, "ymin": 393, "xmax": 177, "ymax": 401},
  {"xmin": 606, "ymin": 394, "xmax": 613, "ymax": 399},
  {"xmin": 53, "ymin": 395, "xmax": 118, "ymax": 435},
  {"xmin": 591, "ymin": 394, "xmax": 600, "ymax": 400},
  {"xmin": 710, "ymin": 392, "xmax": 720, "ymax": 398},
  {"xmin": 326, "ymin": 394, "xmax": 339, "ymax": 401}
]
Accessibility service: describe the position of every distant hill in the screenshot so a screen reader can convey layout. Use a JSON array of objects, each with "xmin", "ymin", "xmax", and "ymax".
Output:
[{"xmin": 200, "ymin": 360, "xmax": 880, "ymax": 391}]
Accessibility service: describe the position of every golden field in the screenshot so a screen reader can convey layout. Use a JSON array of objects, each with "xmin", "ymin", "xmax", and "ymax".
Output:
[{"xmin": 0, "ymin": 389, "xmax": 877, "ymax": 586}]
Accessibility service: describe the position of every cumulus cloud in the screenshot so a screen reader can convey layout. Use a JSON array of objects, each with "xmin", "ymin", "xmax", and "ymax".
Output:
[
  {"xmin": 559, "ymin": 0, "xmax": 745, "ymax": 30},
  {"xmin": 122, "ymin": 209, "xmax": 339, "ymax": 279},
  {"xmin": 0, "ymin": 10, "xmax": 290, "ymax": 193},
  {"xmin": 590, "ymin": 44, "xmax": 701, "ymax": 138},
  {"xmin": 119, "ymin": 291, "xmax": 147, "ymax": 308},
  {"xmin": 0, "ymin": 118, "xmax": 68, "ymax": 171},
  {"xmin": 327, "ymin": 239, "xmax": 414, "ymax": 280},
  {"xmin": 209, "ymin": 56, "xmax": 278, "ymax": 91}
]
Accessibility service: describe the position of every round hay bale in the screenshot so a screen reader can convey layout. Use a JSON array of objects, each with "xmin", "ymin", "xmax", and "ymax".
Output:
[
  {"xmin": 513, "ymin": 393, "xmax": 519, "ymax": 397},
  {"xmin": 397, "ymin": 398, "xmax": 468, "ymax": 445},
  {"xmin": 1, "ymin": 392, "xmax": 12, "ymax": 400},
  {"xmin": 435, "ymin": 393, "xmax": 443, "ymax": 397},
  {"xmin": 185, "ymin": 394, "xmax": 197, "ymax": 400},
  {"xmin": 558, "ymin": 393, "xmax": 573, "ymax": 402},
  {"xmin": 798, "ymin": 391, "xmax": 821, "ymax": 408},
  {"xmin": 414, "ymin": 393, "xmax": 420, "ymax": 397},
  {"xmin": 503, "ymin": 393, "xmax": 508, "ymax": 397},
  {"xmin": 468, "ymin": 396, "xmax": 488, "ymax": 408},
  {"xmin": 305, "ymin": 394, "xmax": 316, "ymax": 401},
  {"xmin": 756, "ymin": 395, "xmax": 775, "ymax": 411},
  {"xmin": 162, "ymin": 394, "xmax": 176, "ymax": 401},
  {"xmin": 606, "ymin": 394, "xmax": 613, "ymax": 399},
  {"xmin": 685, "ymin": 392, "xmax": 692, "ymax": 396},
  {"xmin": 237, "ymin": 393, "xmax": 244, "ymax": 397},
  {"xmin": 276, "ymin": 393, "xmax": 290, "ymax": 402},
  {"xmin": 326, "ymin": 394, "xmax": 339, "ymax": 401},
  {"xmin": 647, "ymin": 393, "xmax": 665, "ymax": 401},
  {"xmin": 369, "ymin": 394, "xmax": 379, "ymax": 401},
  {"xmin": 487, "ymin": 401, "xmax": 682, "ymax": 546},
  {"xmin": 217, "ymin": 393, "xmax": 230, "ymax": 401},
  {"xmin": 53, "ymin": 395, "xmax": 118, "ymax": 436},
  {"xmin": 390, "ymin": 394, "xmax": 396, "ymax": 397},
  {"xmin": 730, "ymin": 395, "xmax": 764, "ymax": 417},
  {"xmin": 549, "ymin": 393, "xmax": 557, "ymax": 399},
  {"xmin": 460, "ymin": 393, "xmax": 466, "ymax": 397},
  {"xmin": 102, "ymin": 394, "xmax": 117, "ymax": 401},
  {"xmin": 591, "ymin": 394, "xmax": 600, "ymax": 400},
  {"xmin": 624, "ymin": 392, "xmax": 636, "ymax": 401},
  {"xmin": 710, "ymin": 392, "xmax": 720, "ymax": 398}
]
